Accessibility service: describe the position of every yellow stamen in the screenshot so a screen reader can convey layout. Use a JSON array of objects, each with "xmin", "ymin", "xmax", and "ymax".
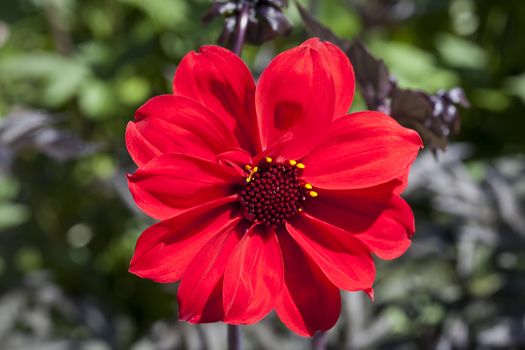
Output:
[
  {"xmin": 289, "ymin": 160, "xmax": 297, "ymax": 166},
  {"xmin": 304, "ymin": 183, "xmax": 313, "ymax": 190},
  {"xmin": 298, "ymin": 208, "xmax": 303, "ymax": 212},
  {"xmin": 308, "ymin": 191, "xmax": 318, "ymax": 198},
  {"xmin": 296, "ymin": 162, "xmax": 305, "ymax": 169},
  {"xmin": 245, "ymin": 166, "xmax": 259, "ymax": 183},
  {"xmin": 244, "ymin": 164, "xmax": 252, "ymax": 171},
  {"xmin": 265, "ymin": 157, "xmax": 273, "ymax": 163}
]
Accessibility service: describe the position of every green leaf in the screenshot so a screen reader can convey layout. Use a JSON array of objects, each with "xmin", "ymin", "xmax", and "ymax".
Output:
[
  {"xmin": 0, "ymin": 203, "xmax": 29, "ymax": 230},
  {"xmin": 117, "ymin": 0, "xmax": 188, "ymax": 29},
  {"xmin": 369, "ymin": 40, "xmax": 459, "ymax": 91},
  {"xmin": 79, "ymin": 79, "xmax": 118, "ymax": 120},
  {"xmin": 0, "ymin": 52, "xmax": 90, "ymax": 106},
  {"xmin": 436, "ymin": 33, "xmax": 488, "ymax": 69}
]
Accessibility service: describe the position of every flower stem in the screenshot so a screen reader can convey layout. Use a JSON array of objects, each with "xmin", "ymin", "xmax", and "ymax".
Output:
[
  {"xmin": 232, "ymin": 0, "xmax": 250, "ymax": 56},
  {"xmin": 227, "ymin": 324, "xmax": 242, "ymax": 350},
  {"xmin": 312, "ymin": 331, "xmax": 327, "ymax": 350}
]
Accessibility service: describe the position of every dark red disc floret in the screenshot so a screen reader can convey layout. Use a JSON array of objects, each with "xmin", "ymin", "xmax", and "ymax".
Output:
[{"xmin": 239, "ymin": 162, "xmax": 307, "ymax": 226}]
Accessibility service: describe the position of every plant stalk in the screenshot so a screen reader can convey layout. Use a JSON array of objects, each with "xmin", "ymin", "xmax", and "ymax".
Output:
[
  {"xmin": 232, "ymin": 0, "xmax": 250, "ymax": 56},
  {"xmin": 312, "ymin": 331, "xmax": 327, "ymax": 350},
  {"xmin": 227, "ymin": 324, "xmax": 242, "ymax": 350}
]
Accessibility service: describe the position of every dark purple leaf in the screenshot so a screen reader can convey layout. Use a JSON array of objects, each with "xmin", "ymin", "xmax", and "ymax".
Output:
[
  {"xmin": 245, "ymin": 5, "xmax": 292, "ymax": 45},
  {"xmin": 0, "ymin": 109, "xmax": 99, "ymax": 169},
  {"xmin": 390, "ymin": 88, "xmax": 449, "ymax": 151},
  {"xmin": 346, "ymin": 40, "xmax": 395, "ymax": 112},
  {"xmin": 266, "ymin": 0, "xmax": 288, "ymax": 8},
  {"xmin": 390, "ymin": 86, "xmax": 467, "ymax": 152},
  {"xmin": 296, "ymin": 3, "xmax": 348, "ymax": 49},
  {"xmin": 347, "ymin": 0, "xmax": 417, "ymax": 29},
  {"xmin": 202, "ymin": 2, "xmax": 237, "ymax": 24},
  {"xmin": 446, "ymin": 87, "xmax": 470, "ymax": 108},
  {"xmin": 218, "ymin": 16, "xmax": 238, "ymax": 47},
  {"xmin": 478, "ymin": 318, "xmax": 525, "ymax": 347},
  {"xmin": 203, "ymin": 0, "xmax": 292, "ymax": 49}
]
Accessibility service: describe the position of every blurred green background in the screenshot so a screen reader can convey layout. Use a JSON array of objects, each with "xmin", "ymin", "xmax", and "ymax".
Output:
[{"xmin": 0, "ymin": 0, "xmax": 524, "ymax": 349}]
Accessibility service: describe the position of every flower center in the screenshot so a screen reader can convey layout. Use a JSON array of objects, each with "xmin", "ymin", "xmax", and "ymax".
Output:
[{"xmin": 239, "ymin": 158, "xmax": 317, "ymax": 226}]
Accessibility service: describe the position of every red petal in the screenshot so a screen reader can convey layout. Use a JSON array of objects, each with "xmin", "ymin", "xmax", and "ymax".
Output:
[
  {"xmin": 302, "ymin": 111, "xmax": 423, "ymax": 190},
  {"xmin": 301, "ymin": 38, "xmax": 355, "ymax": 118},
  {"xmin": 215, "ymin": 148, "xmax": 254, "ymax": 178},
  {"xmin": 364, "ymin": 288, "xmax": 375, "ymax": 301},
  {"xmin": 172, "ymin": 46, "xmax": 260, "ymax": 155},
  {"xmin": 126, "ymin": 95, "xmax": 241, "ymax": 166},
  {"xmin": 216, "ymin": 148, "xmax": 253, "ymax": 168},
  {"xmin": 286, "ymin": 213, "xmax": 375, "ymax": 291},
  {"xmin": 129, "ymin": 198, "xmax": 238, "ymax": 283},
  {"xmin": 304, "ymin": 187, "xmax": 414, "ymax": 260},
  {"xmin": 356, "ymin": 196, "xmax": 414, "ymax": 259},
  {"xmin": 223, "ymin": 225, "xmax": 284, "ymax": 324},
  {"xmin": 275, "ymin": 230, "xmax": 341, "ymax": 337},
  {"xmin": 178, "ymin": 222, "xmax": 244, "ymax": 323},
  {"xmin": 125, "ymin": 122, "xmax": 159, "ymax": 167},
  {"xmin": 255, "ymin": 45, "xmax": 336, "ymax": 160},
  {"xmin": 128, "ymin": 154, "xmax": 241, "ymax": 220}
]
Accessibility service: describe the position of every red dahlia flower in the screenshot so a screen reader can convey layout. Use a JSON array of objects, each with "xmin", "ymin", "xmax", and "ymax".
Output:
[{"xmin": 126, "ymin": 38, "xmax": 422, "ymax": 336}]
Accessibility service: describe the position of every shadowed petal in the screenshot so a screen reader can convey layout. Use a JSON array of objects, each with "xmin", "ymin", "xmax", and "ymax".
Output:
[
  {"xmin": 178, "ymin": 221, "xmax": 245, "ymax": 323},
  {"xmin": 129, "ymin": 198, "xmax": 238, "ymax": 283},
  {"xmin": 286, "ymin": 213, "xmax": 375, "ymax": 291},
  {"xmin": 223, "ymin": 225, "xmax": 284, "ymax": 324},
  {"xmin": 173, "ymin": 46, "xmax": 260, "ymax": 155},
  {"xmin": 276, "ymin": 230, "xmax": 341, "ymax": 337}
]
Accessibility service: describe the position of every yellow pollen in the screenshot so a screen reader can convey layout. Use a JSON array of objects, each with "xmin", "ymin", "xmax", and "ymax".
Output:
[
  {"xmin": 304, "ymin": 183, "xmax": 313, "ymax": 190},
  {"xmin": 298, "ymin": 208, "xmax": 303, "ymax": 212},
  {"xmin": 244, "ymin": 165, "xmax": 252, "ymax": 171},
  {"xmin": 296, "ymin": 163, "xmax": 305, "ymax": 169},
  {"xmin": 308, "ymin": 191, "xmax": 318, "ymax": 198},
  {"xmin": 289, "ymin": 160, "xmax": 297, "ymax": 166},
  {"xmin": 265, "ymin": 157, "xmax": 273, "ymax": 163},
  {"xmin": 245, "ymin": 166, "xmax": 259, "ymax": 183}
]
